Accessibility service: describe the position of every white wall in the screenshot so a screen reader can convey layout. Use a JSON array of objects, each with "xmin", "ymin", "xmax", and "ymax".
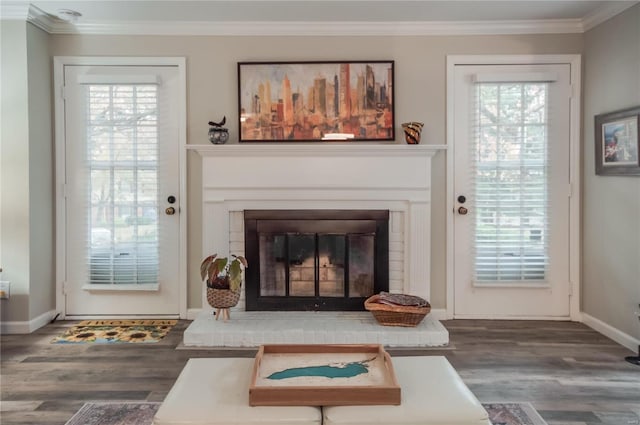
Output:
[
  {"xmin": 50, "ymin": 32, "xmax": 584, "ymax": 310},
  {"xmin": 583, "ymin": 4, "xmax": 640, "ymax": 341}
]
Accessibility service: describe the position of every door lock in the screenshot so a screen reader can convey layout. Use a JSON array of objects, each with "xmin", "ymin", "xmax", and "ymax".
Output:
[
  {"xmin": 165, "ymin": 207, "xmax": 176, "ymax": 215},
  {"xmin": 458, "ymin": 206, "xmax": 468, "ymax": 215}
]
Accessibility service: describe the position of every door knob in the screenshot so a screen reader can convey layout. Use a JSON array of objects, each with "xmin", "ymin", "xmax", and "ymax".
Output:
[
  {"xmin": 458, "ymin": 206, "xmax": 468, "ymax": 215},
  {"xmin": 165, "ymin": 207, "xmax": 176, "ymax": 215}
]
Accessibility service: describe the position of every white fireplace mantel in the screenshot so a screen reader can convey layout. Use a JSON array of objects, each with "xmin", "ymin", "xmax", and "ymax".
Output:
[{"xmin": 190, "ymin": 143, "xmax": 447, "ymax": 307}]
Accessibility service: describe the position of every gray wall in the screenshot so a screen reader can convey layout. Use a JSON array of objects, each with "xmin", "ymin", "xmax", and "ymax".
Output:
[
  {"xmin": 582, "ymin": 4, "xmax": 640, "ymax": 340},
  {"xmin": 5, "ymin": 13, "xmax": 639, "ymax": 341},
  {"xmin": 49, "ymin": 32, "xmax": 583, "ymax": 310},
  {"xmin": 1, "ymin": 21, "xmax": 32, "ymax": 323},
  {"xmin": 0, "ymin": 21, "xmax": 54, "ymax": 327},
  {"xmin": 26, "ymin": 24, "xmax": 55, "ymax": 319}
]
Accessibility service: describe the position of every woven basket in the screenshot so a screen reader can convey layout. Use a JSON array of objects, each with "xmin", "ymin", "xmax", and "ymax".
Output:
[
  {"xmin": 207, "ymin": 287, "xmax": 241, "ymax": 309},
  {"xmin": 364, "ymin": 294, "xmax": 431, "ymax": 327}
]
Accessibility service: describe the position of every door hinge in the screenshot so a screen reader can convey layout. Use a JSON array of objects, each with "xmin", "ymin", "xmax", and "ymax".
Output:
[
  {"xmin": 61, "ymin": 183, "xmax": 67, "ymax": 198},
  {"xmin": 569, "ymin": 84, "xmax": 578, "ymax": 99},
  {"xmin": 61, "ymin": 281, "xmax": 68, "ymax": 295},
  {"xmin": 568, "ymin": 281, "xmax": 573, "ymax": 296},
  {"xmin": 567, "ymin": 183, "xmax": 573, "ymax": 198},
  {"xmin": 60, "ymin": 85, "xmax": 66, "ymax": 100}
]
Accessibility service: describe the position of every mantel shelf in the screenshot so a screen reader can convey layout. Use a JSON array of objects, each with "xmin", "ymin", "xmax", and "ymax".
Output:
[{"xmin": 185, "ymin": 143, "xmax": 447, "ymax": 157}]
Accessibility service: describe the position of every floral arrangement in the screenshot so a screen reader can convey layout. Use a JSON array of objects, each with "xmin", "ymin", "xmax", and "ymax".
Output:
[{"xmin": 200, "ymin": 254, "xmax": 248, "ymax": 292}]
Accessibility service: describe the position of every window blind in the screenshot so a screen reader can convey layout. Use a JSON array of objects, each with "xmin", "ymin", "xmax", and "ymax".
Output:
[
  {"xmin": 86, "ymin": 84, "xmax": 159, "ymax": 285},
  {"xmin": 471, "ymin": 82, "xmax": 550, "ymax": 283}
]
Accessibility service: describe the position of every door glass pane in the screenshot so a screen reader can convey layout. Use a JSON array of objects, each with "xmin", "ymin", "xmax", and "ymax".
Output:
[
  {"xmin": 259, "ymin": 234, "xmax": 286, "ymax": 296},
  {"xmin": 348, "ymin": 234, "xmax": 374, "ymax": 297},
  {"xmin": 318, "ymin": 235, "xmax": 345, "ymax": 297},
  {"xmin": 288, "ymin": 234, "xmax": 315, "ymax": 296},
  {"xmin": 87, "ymin": 84, "xmax": 159, "ymax": 285},
  {"xmin": 473, "ymin": 82, "xmax": 549, "ymax": 283}
]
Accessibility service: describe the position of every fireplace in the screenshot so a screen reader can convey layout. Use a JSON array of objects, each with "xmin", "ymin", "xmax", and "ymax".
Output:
[
  {"xmin": 194, "ymin": 144, "xmax": 442, "ymax": 313},
  {"xmin": 185, "ymin": 144, "xmax": 448, "ymax": 347},
  {"xmin": 244, "ymin": 210, "xmax": 389, "ymax": 311}
]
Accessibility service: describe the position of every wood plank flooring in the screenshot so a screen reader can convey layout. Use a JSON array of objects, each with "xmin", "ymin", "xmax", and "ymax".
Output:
[{"xmin": 1, "ymin": 319, "xmax": 639, "ymax": 425}]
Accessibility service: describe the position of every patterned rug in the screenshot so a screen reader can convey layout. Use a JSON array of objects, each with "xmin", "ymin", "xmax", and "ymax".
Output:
[
  {"xmin": 52, "ymin": 320, "xmax": 177, "ymax": 344},
  {"xmin": 483, "ymin": 402, "xmax": 548, "ymax": 425},
  {"xmin": 65, "ymin": 401, "xmax": 547, "ymax": 425},
  {"xmin": 65, "ymin": 402, "xmax": 160, "ymax": 425}
]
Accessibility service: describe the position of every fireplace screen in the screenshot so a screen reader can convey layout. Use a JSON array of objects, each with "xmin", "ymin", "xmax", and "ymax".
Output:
[{"xmin": 245, "ymin": 210, "xmax": 389, "ymax": 311}]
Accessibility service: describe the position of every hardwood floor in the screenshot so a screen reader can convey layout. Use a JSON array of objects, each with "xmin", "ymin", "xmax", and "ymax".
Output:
[{"xmin": 1, "ymin": 319, "xmax": 639, "ymax": 425}]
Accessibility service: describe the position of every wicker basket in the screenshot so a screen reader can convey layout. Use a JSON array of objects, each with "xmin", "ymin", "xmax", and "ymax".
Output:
[
  {"xmin": 364, "ymin": 294, "xmax": 431, "ymax": 327},
  {"xmin": 207, "ymin": 287, "xmax": 241, "ymax": 309}
]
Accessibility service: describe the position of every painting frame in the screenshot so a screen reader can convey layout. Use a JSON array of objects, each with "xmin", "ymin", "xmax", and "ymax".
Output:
[
  {"xmin": 238, "ymin": 61, "xmax": 395, "ymax": 143},
  {"xmin": 595, "ymin": 106, "xmax": 640, "ymax": 176}
]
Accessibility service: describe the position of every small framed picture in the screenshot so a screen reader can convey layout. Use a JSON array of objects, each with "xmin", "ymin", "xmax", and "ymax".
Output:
[
  {"xmin": 595, "ymin": 106, "xmax": 640, "ymax": 176},
  {"xmin": 237, "ymin": 61, "xmax": 395, "ymax": 143}
]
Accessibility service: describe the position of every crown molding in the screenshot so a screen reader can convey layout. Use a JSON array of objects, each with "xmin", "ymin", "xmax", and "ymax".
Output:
[
  {"xmin": 0, "ymin": 2, "xmax": 74, "ymax": 33},
  {"xmin": 581, "ymin": 1, "xmax": 639, "ymax": 32},
  {"xmin": 50, "ymin": 18, "xmax": 585, "ymax": 36},
  {"xmin": 0, "ymin": 2, "xmax": 30, "ymax": 20},
  {"xmin": 27, "ymin": 4, "xmax": 63, "ymax": 33},
  {"xmin": 4, "ymin": 2, "xmax": 636, "ymax": 36}
]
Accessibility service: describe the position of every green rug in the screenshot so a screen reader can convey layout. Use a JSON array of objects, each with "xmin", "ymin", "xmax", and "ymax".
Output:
[{"xmin": 52, "ymin": 320, "xmax": 177, "ymax": 344}]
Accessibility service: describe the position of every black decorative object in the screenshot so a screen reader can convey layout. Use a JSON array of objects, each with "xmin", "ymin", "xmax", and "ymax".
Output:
[
  {"xmin": 626, "ymin": 348, "xmax": 640, "ymax": 366},
  {"xmin": 625, "ymin": 304, "xmax": 640, "ymax": 366},
  {"xmin": 208, "ymin": 116, "xmax": 229, "ymax": 144}
]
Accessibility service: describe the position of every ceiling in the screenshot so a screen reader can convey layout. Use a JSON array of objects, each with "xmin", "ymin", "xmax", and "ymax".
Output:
[{"xmin": 2, "ymin": 1, "xmax": 638, "ymax": 35}]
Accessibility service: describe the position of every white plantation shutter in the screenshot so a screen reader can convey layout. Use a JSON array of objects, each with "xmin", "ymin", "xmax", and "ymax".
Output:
[
  {"xmin": 86, "ymin": 83, "xmax": 160, "ymax": 285},
  {"xmin": 471, "ymin": 80, "xmax": 551, "ymax": 283}
]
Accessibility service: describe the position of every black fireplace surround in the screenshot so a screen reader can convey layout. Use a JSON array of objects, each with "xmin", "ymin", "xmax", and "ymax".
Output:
[{"xmin": 244, "ymin": 210, "xmax": 389, "ymax": 311}]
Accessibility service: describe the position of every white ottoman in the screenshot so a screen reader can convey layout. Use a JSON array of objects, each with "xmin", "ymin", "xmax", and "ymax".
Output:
[
  {"xmin": 153, "ymin": 358, "xmax": 322, "ymax": 425},
  {"xmin": 323, "ymin": 356, "xmax": 490, "ymax": 425}
]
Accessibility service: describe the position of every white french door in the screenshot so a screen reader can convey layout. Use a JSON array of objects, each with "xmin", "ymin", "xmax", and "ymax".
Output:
[
  {"xmin": 61, "ymin": 64, "xmax": 182, "ymax": 317},
  {"xmin": 452, "ymin": 63, "xmax": 573, "ymax": 319}
]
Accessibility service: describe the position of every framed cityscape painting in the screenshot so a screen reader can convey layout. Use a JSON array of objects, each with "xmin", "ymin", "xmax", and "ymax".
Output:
[
  {"xmin": 238, "ymin": 61, "xmax": 395, "ymax": 142},
  {"xmin": 595, "ymin": 106, "xmax": 640, "ymax": 176}
]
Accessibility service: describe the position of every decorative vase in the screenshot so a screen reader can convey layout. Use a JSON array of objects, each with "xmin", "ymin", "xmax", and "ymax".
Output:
[
  {"xmin": 206, "ymin": 287, "xmax": 241, "ymax": 309},
  {"xmin": 208, "ymin": 127, "xmax": 229, "ymax": 145},
  {"xmin": 401, "ymin": 122, "xmax": 424, "ymax": 144}
]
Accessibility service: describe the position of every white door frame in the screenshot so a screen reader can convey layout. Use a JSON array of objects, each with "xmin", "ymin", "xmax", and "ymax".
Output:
[
  {"xmin": 445, "ymin": 54, "xmax": 582, "ymax": 321},
  {"xmin": 53, "ymin": 56, "xmax": 188, "ymax": 319}
]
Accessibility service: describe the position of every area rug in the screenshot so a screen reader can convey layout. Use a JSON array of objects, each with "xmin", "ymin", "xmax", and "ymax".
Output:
[
  {"xmin": 65, "ymin": 402, "xmax": 160, "ymax": 425},
  {"xmin": 52, "ymin": 320, "xmax": 177, "ymax": 344},
  {"xmin": 483, "ymin": 402, "xmax": 548, "ymax": 425},
  {"xmin": 65, "ymin": 402, "xmax": 546, "ymax": 425}
]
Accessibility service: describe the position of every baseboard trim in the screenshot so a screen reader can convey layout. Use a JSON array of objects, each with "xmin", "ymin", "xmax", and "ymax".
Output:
[
  {"xmin": 429, "ymin": 308, "xmax": 447, "ymax": 321},
  {"xmin": 0, "ymin": 309, "xmax": 57, "ymax": 334},
  {"xmin": 581, "ymin": 312, "xmax": 640, "ymax": 353},
  {"xmin": 187, "ymin": 308, "xmax": 203, "ymax": 320}
]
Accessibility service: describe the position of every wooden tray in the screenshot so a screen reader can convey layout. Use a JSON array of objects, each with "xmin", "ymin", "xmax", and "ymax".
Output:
[{"xmin": 249, "ymin": 344, "xmax": 400, "ymax": 406}]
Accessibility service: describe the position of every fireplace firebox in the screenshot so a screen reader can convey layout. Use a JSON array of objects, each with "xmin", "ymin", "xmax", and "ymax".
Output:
[{"xmin": 244, "ymin": 210, "xmax": 389, "ymax": 311}]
